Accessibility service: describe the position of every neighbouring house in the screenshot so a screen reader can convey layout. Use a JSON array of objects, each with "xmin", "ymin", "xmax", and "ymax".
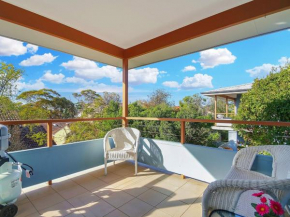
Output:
[
  {"xmin": 41, "ymin": 123, "xmax": 71, "ymax": 145},
  {"xmin": 201, "ymin": 83, "xmax": 252, "ymax": 149}
]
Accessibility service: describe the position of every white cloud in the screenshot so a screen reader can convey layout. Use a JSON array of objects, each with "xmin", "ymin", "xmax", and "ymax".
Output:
[
  {"xmin": 246, "ymin": 56, "xmax": 290, "ymax": 78},
  {"xmin": 192, "ymin": 60, "xmax": 197, "ymax": 63},
  {"xmin": 15, "ymin": 77, "xmax": 45, "ymax": 91},
  {"xmin": 246, "ymin": 63, "xmax": 276, "ymax": 78},
  {"xmin": 163, "ymin": 73, "xmax": 213, "ymax": 90},
  {"xmin": 180, "ymin": 74, "xmax": 213, "ymax": 89},
  {"xmin": 61, "ymin": 56, "xmax": 163, "ymax": 85},
  {"xmin": 0, "ymin": 36, "xmax": 27, "ymax": 56},
  {"xmin": 77, "ymin": 83, "xmax": 123, "ymax": 93},
  {"xmin": 162, "ymin": 81, "xmax": 180, "ymax": 88},
  {"xmin": 26, "ymin": 44, "xmax": 38, "ymax": 54},
  {"xmin": 197, "ymin": 48, "xmax": 236, "ymax": 69},
  {"xmin": 20, "ymin": 53, "xmax": 57, "ymax": 66},
  {"xmin": 182, "ymin": 65, "xmax": 196, "ymax": 72},
  {"xmin": 278, "ymin": 56, "xmax": 290, "ymax": 65},
  {"xmin": 65, "ymin": 76, "xmax": 89, "ymax": 85},
  {"xmin": 61, "ymin": 56, "xmax": 121, "ymax": 81},
  {"xmin": 0, "ymin": 36, "xmax": 39, "ymax": 56},
  {"xmin": 129, "ymin": 68, "xmax": 160, "ymax": 85},
  {"xmin": 41, "ymin": 70, "xmax": 65, "ymax": 84}
]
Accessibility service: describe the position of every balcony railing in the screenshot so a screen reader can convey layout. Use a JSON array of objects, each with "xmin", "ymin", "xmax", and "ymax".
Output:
[
  {"xmin": 0, "ymin": 117, "xmax": 289, "ymax": 186},
  {"xmin": 1, "ymin": 116, "xmax": 289, "ymax": 146}
]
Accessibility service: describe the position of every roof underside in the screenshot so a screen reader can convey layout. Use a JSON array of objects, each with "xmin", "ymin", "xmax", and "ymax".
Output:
[
  {"xmin": 201, "ymin": 83, "xmax": 253, "ymax": 99},
  {"xmin": 3, "ymin": 0, "xmax": 251, "ymax": 49},
  {"xmin": 1, "ymin": 0, "xmax": 290, "ymax": 68}
]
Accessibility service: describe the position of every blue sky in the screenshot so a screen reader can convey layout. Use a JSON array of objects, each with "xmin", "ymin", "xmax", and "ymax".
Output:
[{"xmin": 0, "ymin": 29, "xmax": 289, "ymax": 105}]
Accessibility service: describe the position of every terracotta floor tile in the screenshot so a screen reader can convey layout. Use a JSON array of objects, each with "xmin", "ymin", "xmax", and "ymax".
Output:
[
  {"xmin": 79, "ymin": 178, "xmax": 107, "ymax": 191},
  {"xmin": 15, "ymin": 192, "xmax": 29, "ymax": 206},
  {"xmin": 68, "ymin": 192, "xmax": 100, "ymax": 208},
  {"xmin": 101, "ymin": 190, "xmax": 134, "ymax": 208},
  {"xmin": 144, "ymin": 209, "xmax": 171, "ymax": 217},
  {"xmin": 52, "ymin": 179, "xmax": 79, "ymax": 192},
  {"xmin": 138, "ymin": 189, "xmax": 168, "ymax": 206},
  {"xmin": 119, "ymin": 198, "xmax": 153, "ymax": 217},
  {"xmin": 58, "ymin": 185, "xmax": 89, "ymax": 200},
  {"xmin": 16, "ymin": 202, "xmax": 38, "ymax": 217},
  {"xmin": 156, "ymin": 198, "xmax": 190, "ymax": 217},
  {"xmin": 74, "ymin": 199, "xmax": 115, "ymax": 217},
  {"xmin": 39, "ymin": 201, "xmax": 74, "ymax": 217},
  {"xmin": 25, "ymin": 186, "xmax": 56, "ymax": 201},
  {"xmin": 98, "ymin": 173, "xmax": 122, "ymax": 183},
  {"xmin": 104, "ymin": 209, "xmax": 128, "ymax": 217},
  {"xmin": 31, "ymin": 192, "xmax": 64, "ymax": 211},
  {"xmin": 181, "ymin": 197, "xmax": 202, "ymax": 217}
]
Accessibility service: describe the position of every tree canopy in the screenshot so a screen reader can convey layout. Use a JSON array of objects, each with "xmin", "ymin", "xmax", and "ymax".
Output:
[
  {"xmin": 0, "ymin": 62, "xmax": 23, "ymax": 97},
  {"xmin": 17, "ymin": 88, "xmax": 76, "ymax": 119},
  {"xmin": 234, "ymin": 65, "xmax": 290, "ymax": 145}
]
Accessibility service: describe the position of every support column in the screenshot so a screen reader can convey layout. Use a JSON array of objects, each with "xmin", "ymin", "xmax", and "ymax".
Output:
[
  {"xmin": 234, "ymin": 99, "xmax": 237, "ymax": 115},
  {"xmin": 214, "ymin": 95, "xmax": 217, "ymax": 119},
  {"xmin": 47, "ymin": 122, "xmax": 53, "ymax": 185},
  {"xmin": 122, "ymin": 58, "xmax": 128, "ymax": 127},
  {"xmin": 180, "ymin": 121, "xmax": 185, "ymax": 144},
  {"xmin": 226, "ymin": 97, "xmax": 228, "ymax": 117}
]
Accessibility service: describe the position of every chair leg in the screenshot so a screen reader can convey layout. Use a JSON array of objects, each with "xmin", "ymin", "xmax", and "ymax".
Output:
[
  {"xmin": 135, "ymin": 155, "xmax": 138, "ymax": 175},
  {"xmin": 105, "ymin": 159, "xmax": 107, "ymax": 175}
]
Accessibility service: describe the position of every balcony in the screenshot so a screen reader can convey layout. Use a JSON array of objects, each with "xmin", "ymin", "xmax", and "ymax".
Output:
[
  {"xmin": 2, "ymin": 117, "xmax": 283, "ymax": 217},
  {"xmin": 1, "ymin": 1, "xmax": 290, "ymax": 217}
]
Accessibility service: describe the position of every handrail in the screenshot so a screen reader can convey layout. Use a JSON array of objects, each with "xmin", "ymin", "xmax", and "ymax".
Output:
[
  {"xmin": 126, "ymin": 117, "xmax": 290, "ymax": 127},
  {"xmin": 0, "ymin": 117, "xmax": 124, "ymax": 125},
  {"xmin": 216, "ymin": 113, "xmax": 235, "ymax": 115}
]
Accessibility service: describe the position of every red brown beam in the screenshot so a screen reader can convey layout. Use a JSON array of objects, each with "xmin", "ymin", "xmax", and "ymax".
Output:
[{"xmin": 0, "ymin": 1, "xmax": 124, "ymax": 58}]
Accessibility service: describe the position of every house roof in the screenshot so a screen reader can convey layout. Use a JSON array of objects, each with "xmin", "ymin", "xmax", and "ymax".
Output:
[
  {"xmin": 201, "ymin": 83, "xmax": 252, "ymax": 99},
  {"xmin": 1, "ymin": 1, "xmax": 290, "ymax": 68}
]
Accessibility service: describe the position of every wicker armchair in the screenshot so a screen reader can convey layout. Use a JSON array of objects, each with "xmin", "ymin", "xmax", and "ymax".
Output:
[
  {"xmin": 103, "ymin": 127, "xmax": 141, "ymax": 175},
  {"xmin": 202, "ymin": 145, "xmax": 290, "ymax": 217}
]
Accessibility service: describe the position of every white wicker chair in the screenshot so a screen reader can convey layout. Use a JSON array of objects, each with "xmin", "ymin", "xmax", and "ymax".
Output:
[
  {"xmin": 202, "ymin": 145, "xmax": 290, "ymax": 217},
  {"xmin": 103, "ymin": 127, "xmax": 141, "ymax": 175}
]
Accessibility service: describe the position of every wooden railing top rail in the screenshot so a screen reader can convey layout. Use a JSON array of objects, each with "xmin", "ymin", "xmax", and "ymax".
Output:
[
  {"xmin": 0, "ymin": 117, "xmax": 124, "ymax": 125},
  {"xmin": 0, "ymin": 116, "xmax": 289, "ymax": 127},
  {"xmin": 126, "ymin": 117, "xmax": 290, "ymax": 127}
]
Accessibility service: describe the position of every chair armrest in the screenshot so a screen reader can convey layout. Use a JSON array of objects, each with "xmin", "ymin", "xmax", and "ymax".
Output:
[
  {"xmin": 206, "ymin": 179, "xmax": 290, "ymax": 192},
  {"xmin": 103, "ymin": 130, "xmax": 113, "ymax": 156},
  {"xmin": 202, "ymin": 179, "xmax": 290, "ymax": 217},
  {"xmin": 133, "ymin": 133, "xmax": 141, "ymax": 153}
]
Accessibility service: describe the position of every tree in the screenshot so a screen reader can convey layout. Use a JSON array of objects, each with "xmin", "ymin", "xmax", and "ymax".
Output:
[
  {"xmin": 144, "ymin": 89, "xmax": 173, "ymax": 107},
  {"xmin": 234, "ymin": 65, "xmax": 290, "ymax": 145},
  {"xmin": 67, "ymin": 91, "xmax": 122, "ymax": 142},
  {"xmin": 0, "ymin": 62, "xmax": 23, "ymax": 97},
  {"xmin": 103, "ymin": 92, "xmax": 121, "ymax": 105},
  {"xmin": 73, "ymin": 89, "xmax": 101, "ymax": 113},
  {"xmin": 17, "ymin": 89, "xmax": 76, "ymax": 119},
  {"xmin": 177, "ymin": 94, "xmax": 219, "ymax": 146}
]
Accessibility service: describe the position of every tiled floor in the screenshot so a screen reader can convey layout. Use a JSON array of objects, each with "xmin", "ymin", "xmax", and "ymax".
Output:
[{"xmin": 16, "ymin": 161, "xmax": 208, "ymax": 217}]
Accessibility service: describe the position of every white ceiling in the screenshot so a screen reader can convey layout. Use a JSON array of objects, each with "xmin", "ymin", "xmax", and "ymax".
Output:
[
  {"xmin": 0, "ymin": 19, "xmax": 123, "ymax": 67},
  {"xmin": 129, "ymin": 9, "xmax": 290, "ymax": 69},
  {"xmin": 3, "ymin": 0, "xmax": 251, "ymax": 49}
]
